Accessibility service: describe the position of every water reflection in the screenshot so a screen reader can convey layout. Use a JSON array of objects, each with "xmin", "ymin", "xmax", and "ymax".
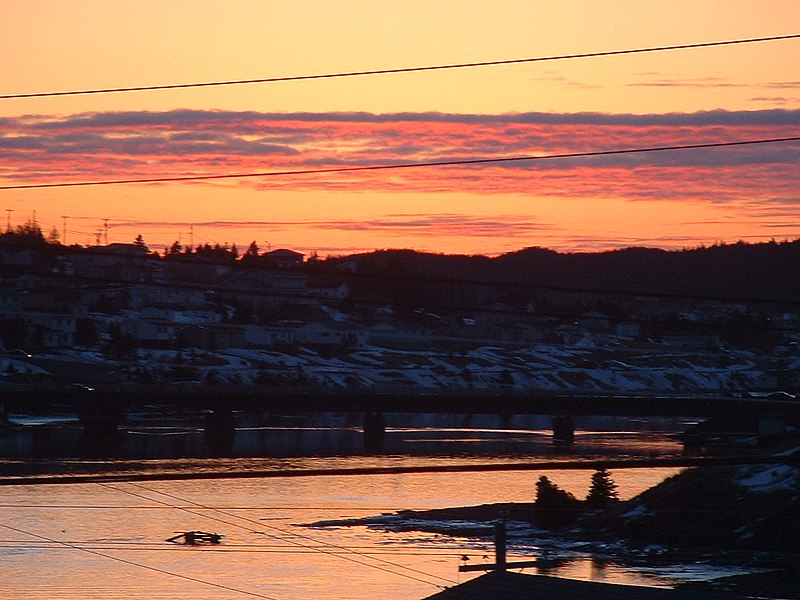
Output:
[
  {"xmin": 0, "ymin": 468, "xmax": 694, "ymax": 599},
  {"xmin": 1, "ymin": 412, "xmax": 692, "ymax": 460}
]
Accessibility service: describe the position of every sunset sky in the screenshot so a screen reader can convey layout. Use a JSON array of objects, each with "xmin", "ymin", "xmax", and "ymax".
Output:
[{"xmin": 1, "ymin": 0, "xmax": 799, "ymax": 256}]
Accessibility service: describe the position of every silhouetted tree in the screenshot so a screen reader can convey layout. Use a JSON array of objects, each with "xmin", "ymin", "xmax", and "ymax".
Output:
[
  {"xmin": 534, "ymin": 475, "xmax": 581, "ymax": 527},
  {"xmin": 586, "ymin": 468, "xmax": 619, "ymax": 507},
  {"xmin": 240, "ymin": 241, "xmax": 261, "ymax": 266},
  {"xmin": 46, "ymin": 227, "xmax": 60, "ymax": 245},
  {"xmin": 0, "ymin": 317, "xmax": 28, "ymax": 348},
  {"xmin": 0, "ymin": 219, "xmax": 47, "ymax": 247},
  {"xmin": 106, "ymin": 323, "xmax": 137, "ymax": 359}
]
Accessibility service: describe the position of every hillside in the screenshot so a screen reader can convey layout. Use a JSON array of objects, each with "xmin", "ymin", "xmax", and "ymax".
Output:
[
  {"xmin": 586, "ymin": 443, "xmax": 800, "ymax": 552},
  {"xmin": 333, "ymin": 240, "xmax": 800, "ymax": 303}
]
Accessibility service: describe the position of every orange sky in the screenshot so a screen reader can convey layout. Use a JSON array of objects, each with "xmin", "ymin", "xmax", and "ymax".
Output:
[{"xmin": 1, "ymin": 1, "xmax": 799, "ymax": 256}]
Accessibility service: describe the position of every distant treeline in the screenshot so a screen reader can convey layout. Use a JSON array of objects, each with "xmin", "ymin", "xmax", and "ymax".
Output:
[
  {"xmin": 328, "ymin": 241, "xmax": 800, "ymax": 305},
  {"xmin": 3, "ymin": 219, "xmax": 799, "ymax": 304}
]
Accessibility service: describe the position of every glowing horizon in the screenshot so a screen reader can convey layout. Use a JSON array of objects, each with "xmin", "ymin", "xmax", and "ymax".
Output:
[{"xmin": 1, "ymin": 1, "xmax": 799, "ymax": 256}]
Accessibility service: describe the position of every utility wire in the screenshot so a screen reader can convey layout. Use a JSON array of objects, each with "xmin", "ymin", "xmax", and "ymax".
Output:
[
  {"xmin": 1, "ymin": 135, "xmax": 798, "ymax": 191},
  {"xmin": 102, "ymin": 481, "xmax": 455, "ymax": 589},
  {"xmin": 2, "ymin": 34, "xmax": 798, "ymax": 100},
  {"xmin": 0, "ymin": 522, "xmax": 272, "ymax": 599}
]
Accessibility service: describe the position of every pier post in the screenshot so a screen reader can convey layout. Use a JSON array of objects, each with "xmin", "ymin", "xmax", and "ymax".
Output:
[
  {"xmin": 494, "ymin": 520, "xmax": 507, "ymax": 571},
  {"xmin": 552, "ymin": 415, "xmax": 575, "ymax": 446},
  {"xmin": 362, "ymin": 412, "xmax": 386, "ymax": 453},
  {"xmin": 79, "ymin": 409, "xmax": 124, "ymax": 456},
  {"xmin": 204, "ymin": 409, "xmax": 236, "ymax": 456}
]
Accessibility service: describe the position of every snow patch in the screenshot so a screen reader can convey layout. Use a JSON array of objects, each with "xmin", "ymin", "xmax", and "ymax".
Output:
[{"xmin": 734, "ymin": 464, "xmax": 798, "ymax": 493}]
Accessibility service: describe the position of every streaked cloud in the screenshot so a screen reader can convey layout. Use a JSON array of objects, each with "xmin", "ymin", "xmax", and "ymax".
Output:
[
  {"xmin": 1, "ymin": 109, "xmax": 798, "ymax": 204},
  {"xmin": 629, "ymin": 74, "xmax": 800, "ymax": 91},
  {"xmin": 117, "ymin": 213, "xmax": 553, "ymax": 239}
]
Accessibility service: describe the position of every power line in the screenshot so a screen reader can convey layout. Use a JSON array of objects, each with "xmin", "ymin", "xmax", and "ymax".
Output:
[
  {"xmin": 1, "ymin": 135, "xmax": 798, "ymax": 191},
  {"xmin": 2, "ymin": 34, "xmax": 798, "ymax": 100},
  {"xmin": 0, "ymin": 522, "xmax": 272, "ymax": 598},
  {"xmin": 103, "ymin": 481, "xmax": 455, "ymax": 589}
]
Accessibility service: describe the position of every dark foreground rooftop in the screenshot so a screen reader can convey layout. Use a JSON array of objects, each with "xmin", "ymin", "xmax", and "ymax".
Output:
[{"xmin": 422, "ymin": 571, "xmax": 758, "ymax": 600}]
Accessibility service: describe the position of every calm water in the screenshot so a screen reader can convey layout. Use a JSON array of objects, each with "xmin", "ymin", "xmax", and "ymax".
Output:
[
  {"xmin": 2, "ymin": 465, "xmax": 698, "ymax": 599},
  {"xmin": 0, "ymin": 416, "xmax": 748, "ymax": 599}
]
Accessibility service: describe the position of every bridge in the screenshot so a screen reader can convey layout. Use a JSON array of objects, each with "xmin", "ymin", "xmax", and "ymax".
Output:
[
  {"xmin": 4, "ymin": 384, "xmax": 799, "ymax": 417},
  {"xmin": 4, "ymin": 384, "xmax": 798, "ymax": 449}
]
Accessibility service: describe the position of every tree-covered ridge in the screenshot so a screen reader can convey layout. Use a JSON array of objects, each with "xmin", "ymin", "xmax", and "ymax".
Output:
[{"xmin": 333, "ymin": 240, "xmax": 800, "ymax": 302}]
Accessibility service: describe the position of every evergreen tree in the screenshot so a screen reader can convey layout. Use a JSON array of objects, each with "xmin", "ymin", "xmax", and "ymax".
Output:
[
  {"xmin": 245, "ymin": 241, "xmax": 259, "ymax": 257},
  {"xmin": 46, "ymin": 227, "xmax": 60, "ymax": 245},
  {"xmin": 0, "ymin": 219, "xmax": 46, "ymax": 246},
  {"xmin": 534, "ymin": 475, "xmax": 581, "ymax": 527},
  {"xmin": 586, "ymin": 468, "xmax": 619, "ymax": 507}
]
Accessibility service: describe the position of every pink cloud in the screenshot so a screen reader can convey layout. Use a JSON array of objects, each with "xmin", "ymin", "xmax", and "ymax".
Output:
[{"xmin": 1, "ymin": 109, "xmax": 798, "ymax": 204}]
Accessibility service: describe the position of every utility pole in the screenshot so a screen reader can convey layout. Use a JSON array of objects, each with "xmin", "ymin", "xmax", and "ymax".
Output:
[
  {"xmin": 4, "ymin": 209, "xmax": 11, "ymax": 232},
  {"xmin": 458, "ymin": 521, "xmax": 539, "ymax": 573},
  {"xmin": 61, "ymin": 215, "xmax": 68, "ymax": 245},
  {"xmin": 189, "ymin": 224, "xmax": 194, "ymax": 252},
  {"xmin": 103, "ymin": 218, "xmax": 109, "ymax": 245}
]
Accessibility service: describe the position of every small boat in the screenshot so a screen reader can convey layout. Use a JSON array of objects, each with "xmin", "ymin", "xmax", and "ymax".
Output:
[{"xmin": 166, "ymin": 531, "xmax": 222, "ymax": 545}]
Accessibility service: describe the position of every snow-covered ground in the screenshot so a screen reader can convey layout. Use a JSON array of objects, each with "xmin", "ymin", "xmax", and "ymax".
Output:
[{"xmin": 13, "ymin": 336, "xmax": 793, "ymax": 394}]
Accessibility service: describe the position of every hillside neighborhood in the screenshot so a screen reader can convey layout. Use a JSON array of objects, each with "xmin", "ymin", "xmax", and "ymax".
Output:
[{"xmin": 2, "ymin": 231, "xmax": 800, "ymax": 397}]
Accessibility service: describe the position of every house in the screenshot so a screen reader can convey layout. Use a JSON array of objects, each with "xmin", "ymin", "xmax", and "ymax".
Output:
[
  {"xmin": 661, "ymin": 334, "xmax": 721, "ymax": 350},
  {"xmin": 217, "ymin": 269, "xmax": 309, "ymax": 311},
  {"xmin": 120, "ymin": 317, "xmax": 179, "ymax": 347},
  {"xmin": 294, "ymin": 321, "xmax": 368, "ymax": 350},
  {"xmin": 264, "ymin": 248, "xmax": 304, "ymax": 268},
  {"xmin": 0, "ymin": 244, "xmax": 34, "ymax": 267},
  {"xmin": 577, "ymin": 311, "xmax": 611, "ymax": 333},
  {"xmin": 161, "ymin": 253, "xmax": 233, "ymax": 282},
  {"xmin": 17, "ymin": 286, "xmax": 89, "ymax": 317},
  {"xmin": 615, "ymin": 321, "xmax": 642, "ymax": 339},
  {"xmin": 243, "ymin": 324, "xmax": 273, "ymax": 348},
  {"xmin": 127, "ymin": 284, "xmax": 208, "ymax": 309},
  {"xmin": 140, "ymin": 305, "xmax": 222, "ymax": 325},
  {"xmin": 306, "ymin": 280, "xmax": 349, "ymax": 300},
  {"xmin": 67, "ymin": 243, "xmax": 154, "ymax": 281},
  {"xmin": 180, "ymin": 324, "xmax": 246, "ymax": 350},
  {"xmin": 263, "ymin": 320, "xmax": 305, "ymax": 348},
  {"xmin": 367, "ymin": 322, "xmax": 432, "ymax": 350},
  {"xmin": 18, "ymin": 317, "xmax": 75, "ymax": 348},
  {"xmin": 423, "ymin": 571, "xmax": 748, "ymax": 600},
  {"xmin": 0, "ymin": 287, "xmax": 21, "ymax": 313}
]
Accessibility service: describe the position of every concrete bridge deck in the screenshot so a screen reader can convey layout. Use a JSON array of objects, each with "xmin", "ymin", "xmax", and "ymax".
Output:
[{"xmin": 3, "ymin": 384, "xmax": 799, "ymax": 418}]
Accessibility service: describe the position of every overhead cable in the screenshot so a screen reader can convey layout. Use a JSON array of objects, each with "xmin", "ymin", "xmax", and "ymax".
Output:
[
  {"xmin": 1, "ymin": 34, "xmax": 798, "ymax": 100},
  {"xmin": 103, "ymin": 481, "xmax": 455, "ymax": 589},
  {"xmin": 0, "ymin": 522, "xmax": 272, "ymax": 599},
  {"xmin": 1, "ymin": 135, "xmax": 798, "ymax": 191}
]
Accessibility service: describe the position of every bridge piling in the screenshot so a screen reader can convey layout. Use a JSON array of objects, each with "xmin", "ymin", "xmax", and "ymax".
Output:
[
  {"xmin": 79, "ymin": 409, "xmax": 124, "ymax": 456},
  {"xmin": 363, "ymin": 412, "xmax": 386, "ymax": 453},
  {"xmin": 204, "ymin": 409, "xmax": 236, "ymax": 456},
  {"xmin": 552, "ymin": 415, "xmax": 575, "ymax": 446}
]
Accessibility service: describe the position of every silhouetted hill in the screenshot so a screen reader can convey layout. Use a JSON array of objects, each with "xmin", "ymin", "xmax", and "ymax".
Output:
[{"xmin": 333, "ymin": 241, "xmax": 800, "ymax": 305}]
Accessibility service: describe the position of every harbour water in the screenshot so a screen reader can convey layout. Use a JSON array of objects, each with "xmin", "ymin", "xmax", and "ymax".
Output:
[{"xmin": 0, "ymin": 415, "xmax": 756, "ymax": 599}]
